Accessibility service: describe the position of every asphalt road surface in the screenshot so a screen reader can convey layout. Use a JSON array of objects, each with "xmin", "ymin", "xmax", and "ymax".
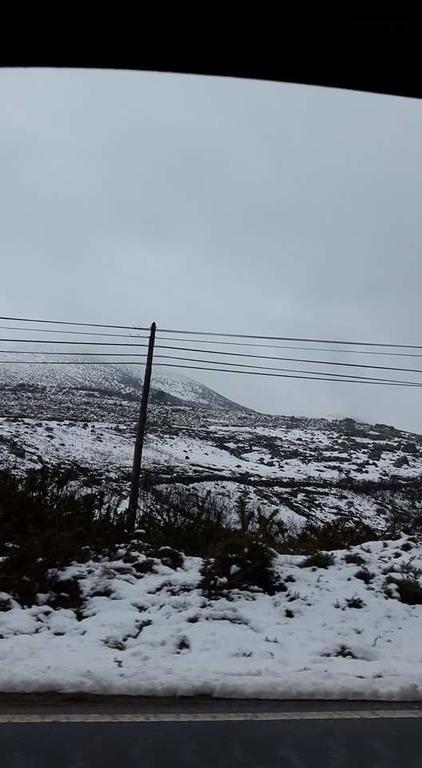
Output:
[{"xmin": 1, "ymin": 696, "xmax": 422, "ymax": 768}]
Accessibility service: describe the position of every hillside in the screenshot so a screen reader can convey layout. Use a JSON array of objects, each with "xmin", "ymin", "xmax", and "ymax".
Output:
[
  {"xmin": 2, "ymin": 358, "xmax": 422, "ymax": 701},
  {"xmin": 0, "ymin": 356, "xmax": 244, "ymax": 416},
  {"xmin": 0, "ymin": 357, "xmax": 422, "ymax": 530}
]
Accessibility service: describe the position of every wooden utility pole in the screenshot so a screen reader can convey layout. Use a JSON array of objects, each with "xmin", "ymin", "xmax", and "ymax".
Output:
[{"xmin": 127, "ymin": 321, "xmax": 156, "ymax": 531}]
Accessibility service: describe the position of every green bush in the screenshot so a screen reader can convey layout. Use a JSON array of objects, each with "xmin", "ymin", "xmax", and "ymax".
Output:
[
  {"xmin": 233, "ymin": 492, "xmax": 287, "ymax": 546},
  {"xmin": 344, "ymin": 553, "xmax": 366, "ymax": 565},
  {"xmin": 323, "ymin": 644, "xmax": 357, "ymax": 659},
  {"xmin": 384, "ymin": 575, "xmax": 422, "ymax": 605},
  {"xmin": 201, "ymin": 538, "xmax": 281, "ymax": 597},
  {"xmin": 141, "ymin": 487, "xmax": 232, "ymax": 556},
  {"xmin": 396, "ymin": 578, "xmax": 422, "ymax": 604},
  {"xmin": 300, "ymin": 552, "xmax": 335, "ymax": 569},
  {"xmin": 354, "ymin": 568, "xmax": 374, "ymax": 584},
  {"xmin": 345, "ymin": 595, "xmax": 365, "ymax": 609},
  {"xmin": 47, "ymin": 574, "xmax": 84, "ymax": 611},
  {"xmin": 401, "ymin": 541, "xmax": 414, "ymax": 552},
  {"xmin": 0, "ymin": 469, "xmax": 127, "ymax": 606},
  {"xmin": 155, "ymin": 546, "xmax": 184, "ymax": 570},
  {"xmin": 285, "ymin": 519, "xmax": 379, "ymax": 555},
  {"xmin": 0, "ymin": 594, "xmax": 13, "ymax": 611},
  {"xmin": 143, "ymin": 486, "xmax": 287, "ymax": 555}
]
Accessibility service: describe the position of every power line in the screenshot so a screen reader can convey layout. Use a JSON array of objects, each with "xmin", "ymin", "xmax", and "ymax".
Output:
[
  {"xmin": 153, "ymin": 355, "xmax": 422, "ymax": 387},
  {"xmin": 1, "ymin": 349, "xmax": 419, "ymax": 386},
  {"xmin": 0, "ymin": 360, "xmax": 148, "ymax": 366},
  {"xmin": 0, "ymin": 350, "xmax": 147, "ymax": 356},
  {"xmin": 0, "ymin": 358, "xmax": 421, "ymax": 387},
  {"xmin": 2, "ymin": 315, "xmax": 422, "ymax": 350},
  {"xmin": 3, "ymin": 323, "xmax": 422, "ymax": 357},
  {"xmin": 155, "ymin": 344, "xmax": 422, "ymax": 376},
  {"xmin": 2, "ymin": 322, "xmax": 422, "ymax": 358},
  {"xmin": 0, "ymin": 325, "xmax": 149, "ymax": 340},
  {"xmin": 157, "ymin": 334, "xmax": 422, "ymax": 359},
  {"xmin": 0, "ymin": 338, "xmax": 148, "ymax": 348},
  {"xmin": 154, "ymin": 363, "xmax": 422, "ymax": 387},
  {"xmin": 0, "ymin": 315, "xmax": 147, "ymax": 332},
  {"xmin": 3, "ymin": 339, "xmax": 422, "ymax": 375},
  {"xmin": 159, "ymin": 327, "xmax": 422, "ymax": 350}
]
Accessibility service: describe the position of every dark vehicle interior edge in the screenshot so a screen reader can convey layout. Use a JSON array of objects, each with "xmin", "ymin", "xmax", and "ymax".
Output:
[{"xmin": 1, "ymin": 6, "xmax": 421, "ymax": 100}]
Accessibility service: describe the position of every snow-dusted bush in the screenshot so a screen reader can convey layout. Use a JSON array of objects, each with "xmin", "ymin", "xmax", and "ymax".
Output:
[
  {"xmin": 201, "ymin": 538, "xmax": 281, "ymax": 596},
  {"xmin": 354, "ymin": 568, "xmax": 375, "ymax": 584},
  {"xmin": 287, "ymin": 519, "xmax": 379, "ymax": 554},
  {"xmin": 384, "ymin": 571, "xmax": 422, "ymax": 605},
  {"xmin": 344, "ymin": 552, "xmax": 367, "ymax": 565},
  {"xmin": 300, "ymin": 552, "xmax": 335, "ymax": 569},
  {"xmin": 0, "ymin": 469, "xmax": 127, "ymax": 606}
]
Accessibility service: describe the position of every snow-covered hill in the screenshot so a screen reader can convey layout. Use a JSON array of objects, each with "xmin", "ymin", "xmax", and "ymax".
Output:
[
  {"xmin": 0, "ymin": 357, "xmax": 422, "ymax": 530},
  {"xmin": 0, "ymin": 354, "xmax": 248, "ymax": 435}
]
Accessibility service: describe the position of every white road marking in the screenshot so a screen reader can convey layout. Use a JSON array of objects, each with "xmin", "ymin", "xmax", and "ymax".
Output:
[{"xmin": 0, "ymin": 710, "xmax": 421, "ymax": 723}]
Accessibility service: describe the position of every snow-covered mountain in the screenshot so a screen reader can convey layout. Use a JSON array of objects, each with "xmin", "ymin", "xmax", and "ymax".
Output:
[
  {"xmin": 0, "ymin": 357, "xmax": 422, "ymax": 530},
  {"xmin": 0, "ymin": 356, "xmax": 246, "ymax": 418}
]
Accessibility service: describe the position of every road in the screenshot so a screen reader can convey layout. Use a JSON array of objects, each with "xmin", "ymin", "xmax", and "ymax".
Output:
[{"xmin": 1, "ymin": 696, "xmax": 422, "ymax": 767}]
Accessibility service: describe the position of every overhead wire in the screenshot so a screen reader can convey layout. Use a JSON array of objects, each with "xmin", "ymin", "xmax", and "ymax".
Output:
[
  {"xmin": 0, "ymin": 325, "xmax": 149, "ymax": 340},
  {"xmin": 2, "ymin": 323, "xmax": 422, "ymax": 358},
  {"xmin": 154, "ymin": 363, "xmax": 422, "ymax": 387},
  {"xmin": 3, "ymin": 339, "xmax": 422, "ymax": 376},
  {"xmin": 153, "ymin": 355, "xmax": 422, "ymax": 386},
  {"xmin": 0, "ymin": 358, "xmax": 421, "ymax": 387},
  {"xmin": 155, "ymin": 344, "xmax": 422, "ymax": 375},
  {"xmin": 1, "ymin": 348, "xmax": 420, "ymax": 385},
  {"xmin": 0, "ymin": 337, "xmax": 149, "ymax": 347},
  {"xmin": 156, "ymin": 334, "xmax": 422, "ymax": 359},
  {"xmin": 158, "ymin": 327, "xmax": 422, "ymax": 350},
  {"xmin": 0, "ymin": 315, "xmax": 148, "ymax": 331},
  {"xmin": 1, "ymin": 315, "xmax": 422, "ymax": 350},
  {"xmin": 3, "ymin": 324, "xmax": 422, "ymax": 357}
]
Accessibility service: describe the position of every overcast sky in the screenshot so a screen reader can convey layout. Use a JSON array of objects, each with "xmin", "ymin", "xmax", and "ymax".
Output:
[{"xmin": 1, "ymin": 68, "xmax": 422, "ymax": 431}]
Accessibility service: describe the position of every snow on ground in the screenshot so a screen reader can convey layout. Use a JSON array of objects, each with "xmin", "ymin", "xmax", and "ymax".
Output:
[
  {"xmin": 1, "ymin": 537, "xmax": 422, "ymax": 699},
  {"xmin": 2, "ymin": 417, "xmax": 421, "ymax": 485},
  {"xmin": 0, "ymin": 419, "xmax": 134, "ymax": 473}
]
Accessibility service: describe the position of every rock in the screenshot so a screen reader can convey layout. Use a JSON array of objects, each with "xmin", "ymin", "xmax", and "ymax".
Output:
[
  {"xmin": 393, "ymin": 455, "xmax": 409, "ymax": 468},
  {"xmin": 401, "ymin": 442, "xmax": 418, "ymax": 455}
]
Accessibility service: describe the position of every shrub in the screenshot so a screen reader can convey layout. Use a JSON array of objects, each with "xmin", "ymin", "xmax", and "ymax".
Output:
[
  {"xmin": 243, "ymin": 504, "xmax": 288, "ymax": 547},
  {"xmin": 325, "ymin": 645, "xmax": 357, "ymax": 659},
  {"xmin": 0, "ymin": 594, "xmax": 13, "ymax": 612},
  {"xmin": 155, "ymin": 547, "xmax": 184, "ymax": 570},
  {"xmin": 401, "ymin": 542, "xmax": 414, "ymax": 552},
  {"xmin": 47, "ymin": 574, "xmax": 84, "ymax": 610},
  {"xmin": 176, "ymin": 635, "xmax": 191, "ymax": 652},
  {"xmin": 345, "ymin": 595, "xmax": 365, "ymax": 609},
  {"xmin": 384, "ymin": 575, "xmax": 422, "ymax": 605},
  {"xmin": 395, "ymin": 578, "xmax": 422, "ymax": 605},
  {"xmin": 399, "ymin": 561, "xmax": 422, "ymax": 578},
  {"xmin": 0, "ymin": 469, "xmax": 127, "ymax": 606},
  {"xmin": 235, "ymin": 489, "xmax": 254, "ymax": 535},
  {"xmin": 344, "ymin": 553, "xmax": 366, "ymax": 566},
  {"xmin": 285, "ymin": 519, "xmax": 379, "ymax": 555},
  {"xmin": 141, "ymin": 486, "xmax": 232, "ymax": 556},
  {"xmin": 201, "ymin": 538, "xmax": 280, "ymax": 597},
  {"xmin": 354, "ymin": 568, "xmax": 375, "ymax": 584},
  {"xmin": 132, "ymin": 558, "xmax": 156, "ymax": 575},
  {"xmin": 300, "ymin": 552, "xmax": 335, "ymax": 569}
]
